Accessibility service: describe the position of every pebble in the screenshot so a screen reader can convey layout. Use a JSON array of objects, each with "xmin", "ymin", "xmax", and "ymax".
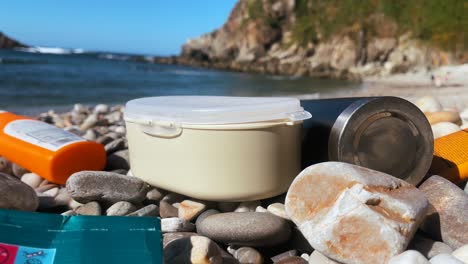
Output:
[
  {"xmin": 127, "ymin": 204, "xmax": 159, "ymax": 217},
  {"xmin": 12, "ymin": 163, "xmax": 28, "ymax": 178},
  {"xmin": 0, "ymin": 173, "xmax": 38, "ymax": 211},
  {"xmin": 106, "ymin": 201, "xmax": 136, "ymax": 216},
  {"xmin": 104, "ymin": 138, "xmax": 127, "ymax": 154},
  {"xmin": 82, "ymin": 129, "xmax": 97, "ymax": 141},
  {"xmin": 255, "ymin": 206, "xmax": 268, "ymax": 213},
  {"xmin": 105, "ymin": 149, "xmax": 130, "ymax": 170},
  {"xmin": 429, "ymin": 254, "xmax": 463, "ymax": 264},
  {"xmin": 388, "ymin": 250, "xmax": 429, "ymax": 264},
  {"xmin": 35, "ymin": 183, "xmax": 58, "ymax": 193},
  {"xmin": 114, "ymin": 126, "xmax": 126, "ymax": 134},
  {"xmin": 96, "ymin": 134, "xmax": 114, "ymax": 145},
  {"xmin": 162, "ymin": 192, "xmax": 186, "ymax": 204},
  {"xmin": 0, "ymin": 157, "xmax": 13, "ymax": 176},
  {"xmin": 73, "ymin": 103, "xmax": 88, "ymax": 114},
  {"xmin": 426, "ymin": 111, "xmax": 462, "ymax": 125},
  {"xmin": 196, "ymin": 212, "xmax": 291, "ymax": 247},
  {"xmin": 21, "ymin": 173, "xmax": 43, "ymax": 189},
  {"xmin": 163, "ymin": 232, "xmax": 198, "ymax": 248},
  {"xmin": 159, "ymin": 200, "xmax": 178, "ymax": 218},
  {"xmin": 276, "ymin": 256, "xmax": 308, "ymax": 264},
  {"xmin": 53, "ymin": 188, "xmax": 72, "ymax": 206},
  {"xmin": 415, "ymin": 96, "xmax": 443, "ymax": 113},
  {"xmin": 285, "ymin": 162, "xmax": 429, "ymax": 264},
  {"xmin": 80, "ymin": 114, "xmax": 98, "ymax": 131},
  {"xmin": 271, "ymin": 250, "xmax": 298, "ymax": 262},
  {"xmin": 419, "ymin": 175, "xmax": 468, "ymax": 249},
  {"xmin": 75, "ymin": 201, "xmax": 102, "ymax": 216},
  {"xmin": 68, "ymin": 199, "xmax": 83, "ymax": 210},
  {"xmin": 164, "ymin": 235, "xmax": 222, "ymax": 264},
  {"xmin": 465, "ymin": 182, "xmax": 468, "ymax": 194},
  {"xmin": 66, "ymin": 171, "xmax": 148, "ymax": 204},
  {"xmin": 432, "ymin": 122, "xmax": 461, "ymax": 139},
  {"xmin": 94, "ymin": 104, "xmax": 109, "ymax": 114},
  {"xmin": 409, "ymin": 234, "xmax": 453, "ymax": 259},
  {"xmin": 452, "ymin": 244, "xmax": 468, "ymax": 263},
  {"xmin": 307, "ymin": 251, "xmax": 339, "ymax": 264},
  {"xmin": 43, "ymin": 187, "xmax": 59, "ymax": 197},
  {"xmin": 179, "ymin": 200, "xmax": 207, "ymax": 221},
  {"xmin": 162, "ymin": 217, "xmax": 196, "ymax": 233},
  {"xmin": 267, "ymin": 203, "xmax": 289, "ymax": 220},
  {"xmin": 234, "ymin": 201, "xmax": 261, "ymax": 212},
  {"xmin": 233, "ymin": 247, "xmax": 263, "ymax": 264},
  {"xmin": 146, "ymin": 187, "xmax": 166, "ymax": 203}
]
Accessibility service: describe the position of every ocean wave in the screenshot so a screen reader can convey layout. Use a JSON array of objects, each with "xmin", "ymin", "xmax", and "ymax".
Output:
[
  {"xmin": 14, "ymin": 46, "xmax": 86, "ymax": 55},
  {"xmin": 97, "ymin": 53, "xmax": 131, "ymax": 61}
]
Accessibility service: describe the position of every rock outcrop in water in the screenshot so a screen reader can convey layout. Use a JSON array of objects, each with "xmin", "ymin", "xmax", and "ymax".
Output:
[
  {"xmin": 155, "ymin": 0, "xmax": 468, "ymax": 80},
  {"xmin": 0, "ymin": 32, "xmax": 27, "ymax": 49}
]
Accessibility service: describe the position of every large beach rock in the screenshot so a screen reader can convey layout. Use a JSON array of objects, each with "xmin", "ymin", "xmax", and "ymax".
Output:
[
  {"xmin": 66, "ymin": 171, "xmax": 148, "ymax": 204},
  {"xmin": 419, "ymin": 176, "xmax": 468, "ymax": 249},
  {"xmin": 285, "ymin": 162, "xmax": 429, "ymax": 264},
  {"xmin": 197, "ymin": 212, "xmax": 291, "ymax": 246},
  {"xmin": 0, "ymin": 172, "xmax": 38, "ymax": 211}
]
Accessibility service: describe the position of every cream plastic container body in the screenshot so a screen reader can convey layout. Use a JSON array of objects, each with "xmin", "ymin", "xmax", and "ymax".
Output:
[{"xmin": 124, "ymin": 96, "xmax": 311, "ymax": 201}]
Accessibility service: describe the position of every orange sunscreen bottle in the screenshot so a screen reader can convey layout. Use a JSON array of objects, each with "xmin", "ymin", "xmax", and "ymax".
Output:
[
  {"xmin": 0, "ymin": 112, "xmax": 106, "ymax": 184},
  {"xmin": 430, "ymin": 129, "xmax": 468, "ymax": 183}
]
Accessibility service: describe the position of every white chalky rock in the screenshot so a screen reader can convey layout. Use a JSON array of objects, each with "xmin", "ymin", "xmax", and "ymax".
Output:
[
  {"xmin": 415, "ymin": 96, "xmax": 443, "ymax": 113},
  {"xmin": 285, "ymin": 162, "xmax": 429, "ymax": 264},
  {"xmin": 388, "ymin": 250, "xmax": 429, "ymax": 264},
  {"xmin": 432, "ymin": 122, "xmax": 461, "ymax": 139},
  {"xmin": 430, "ymin": 254, "xmax": 464, "ymax": 264},
  {"xmin": 453, "ymin": 244, "xmax": 468, "ymax": 263}
]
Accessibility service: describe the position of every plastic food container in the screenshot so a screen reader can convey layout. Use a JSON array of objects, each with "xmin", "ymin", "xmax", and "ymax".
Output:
[
  {"xmin": 124, "ymin": 96, "xmax": 311, "ymax": 201},
  {"xmin": 301, "ymin": 97, "xmax": 433, "ymax": 185}
]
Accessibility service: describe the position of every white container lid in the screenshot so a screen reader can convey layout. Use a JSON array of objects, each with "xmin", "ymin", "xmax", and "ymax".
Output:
[{"xmin": 124, "ymin": 96, "xmax": 311, "ymax": 126}]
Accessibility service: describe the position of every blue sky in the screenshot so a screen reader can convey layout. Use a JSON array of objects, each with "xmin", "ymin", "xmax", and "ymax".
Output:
[{"xmin": 0, "ymin": 1, "xmax": 237, "ymax": 55}]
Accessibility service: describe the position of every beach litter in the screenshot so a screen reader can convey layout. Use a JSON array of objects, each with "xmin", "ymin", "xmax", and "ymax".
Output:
[{"xmin": 0, "ymin": 96, "xmax": 466, "ymax": 264}]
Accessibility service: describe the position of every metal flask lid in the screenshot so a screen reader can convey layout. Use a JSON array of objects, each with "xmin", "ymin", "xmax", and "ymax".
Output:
[{"xmin": 328, "ymin": 97, "xmax": 434, "ymax": 185}]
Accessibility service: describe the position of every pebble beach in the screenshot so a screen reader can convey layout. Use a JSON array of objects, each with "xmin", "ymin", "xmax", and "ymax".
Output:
[{"xmin": 0, "ymin": 94, "xmax": 467, "ymax": 264}]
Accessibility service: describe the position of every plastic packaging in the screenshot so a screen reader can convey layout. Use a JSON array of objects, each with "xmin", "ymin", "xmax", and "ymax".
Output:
[
  {"xmin": 430, "ymin": 129, "xmax": 468, "ymax": 183},
  {"xmin": 124, "ymin": 96, "xmax": 311, "ymax": 201},
  {"xmin": 0, "ymin": 112, "xmax": 106, "ymax": 184},
  {"xmin": 0, "ymin": 209, "xmax": 163, "ymax": 264}
]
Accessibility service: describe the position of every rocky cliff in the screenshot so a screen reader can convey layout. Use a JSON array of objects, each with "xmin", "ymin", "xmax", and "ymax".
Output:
[
  {"xmin": 0, "ymin": 32, "xmax": 27, "ymax": 49},
  {"xmin": 161, "ymin": 0, "xmax": 468, "ymax": 80}
]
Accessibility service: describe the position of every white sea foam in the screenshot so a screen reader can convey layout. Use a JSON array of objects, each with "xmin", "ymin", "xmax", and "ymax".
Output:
[{"xmin": 15, "ymin": 46, "xmax": 86, "ymax": 55}]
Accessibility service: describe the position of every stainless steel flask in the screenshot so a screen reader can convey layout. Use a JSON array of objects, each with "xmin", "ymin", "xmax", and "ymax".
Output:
[{"xmin": 301, "ymin": 96, "xmax": 434, "ymax": 185}]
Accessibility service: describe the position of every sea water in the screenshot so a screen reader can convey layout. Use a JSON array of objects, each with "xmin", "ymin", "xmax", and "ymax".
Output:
[{"xmin": 0, "ymin": 49, "xmax": 361, "ymax": 115}]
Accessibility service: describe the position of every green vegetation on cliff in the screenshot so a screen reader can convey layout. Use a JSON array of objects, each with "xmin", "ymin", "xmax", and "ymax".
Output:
[{"xmin": 248, "ymin": 0, "xmax": 468, "ymax": 53}]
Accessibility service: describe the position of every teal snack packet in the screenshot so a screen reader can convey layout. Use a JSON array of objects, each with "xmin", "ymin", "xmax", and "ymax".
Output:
[{"xmin": 0, "ymin": 209, "xmax": 162, "ymax": 264}]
